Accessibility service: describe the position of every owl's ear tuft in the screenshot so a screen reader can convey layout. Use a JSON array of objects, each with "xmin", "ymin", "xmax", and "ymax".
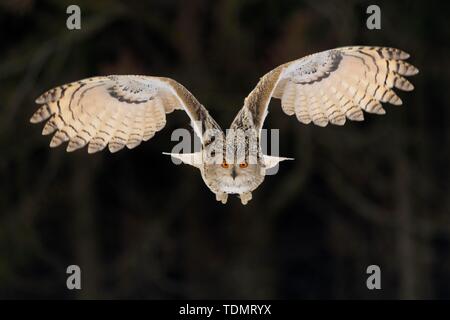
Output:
[
  {"xmin": 162, "ymin": 152, "xmax": 202, "ymax": 168},
  {"xmin": 262, "ymin": 155, "xmax": 294, "ymax": 170}
]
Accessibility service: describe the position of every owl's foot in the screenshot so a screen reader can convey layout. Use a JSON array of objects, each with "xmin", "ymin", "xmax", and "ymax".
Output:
[
  {"xmin": 216, "ymin": 192, "xmax": 228, "ymax": 204},
  {"xmin": 239, "ymin": 192, "xmax": 252, "ymax": 205}
]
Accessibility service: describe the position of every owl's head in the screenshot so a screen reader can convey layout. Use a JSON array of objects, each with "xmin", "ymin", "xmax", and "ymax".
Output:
[{"xmin": 199, "ymin": 129, "xmax": 263, "ymax": 193}]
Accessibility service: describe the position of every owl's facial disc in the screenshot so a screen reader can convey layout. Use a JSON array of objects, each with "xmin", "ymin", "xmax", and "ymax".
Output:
[{"xmin": 206, "ymin": 162, "xmax": 263, "ymax": 194}]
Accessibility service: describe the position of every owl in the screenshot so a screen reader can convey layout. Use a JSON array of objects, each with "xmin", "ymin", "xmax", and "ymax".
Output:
[{"xmin": 30, "ymin": 46, "xmax": 418, "ymax": 205}]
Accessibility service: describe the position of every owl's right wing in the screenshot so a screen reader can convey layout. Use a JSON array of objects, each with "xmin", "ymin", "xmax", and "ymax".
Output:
[
  {"xmin": 241, "ymin": 46, "xmax": 418, "ymax": 131},
  {"xmin": 31, "ymin": 75, "xmax": 221, "ymax": 153}
]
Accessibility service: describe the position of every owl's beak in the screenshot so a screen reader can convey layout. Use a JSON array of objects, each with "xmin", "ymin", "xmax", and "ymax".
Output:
[{"xmin": 231, "ymin": 167, "xmax": 237, "ymax": 179}]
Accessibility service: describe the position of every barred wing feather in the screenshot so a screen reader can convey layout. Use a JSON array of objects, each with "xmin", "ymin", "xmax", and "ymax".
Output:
[
  {"xmin": 31, "ymin": 75, "xmax": 219, "ymax": 153},
  {"xmin": 244, "ymin": 46, "xmax": 418, "ymax": 130}
]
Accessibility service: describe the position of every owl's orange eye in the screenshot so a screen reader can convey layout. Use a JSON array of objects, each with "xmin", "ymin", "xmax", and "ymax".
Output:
[
  {"xmin": 221, "ymin": 162, "xmax": 229, "ymax": 169},
  {"xmin": 239, "ymin": 162, "xmax": 248, "ymax": 168}
]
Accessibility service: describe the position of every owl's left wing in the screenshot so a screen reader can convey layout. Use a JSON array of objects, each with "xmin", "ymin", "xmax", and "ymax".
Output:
[{"xmin": 242, "ymin": 46, "xmax": 418, "ymax": 131}]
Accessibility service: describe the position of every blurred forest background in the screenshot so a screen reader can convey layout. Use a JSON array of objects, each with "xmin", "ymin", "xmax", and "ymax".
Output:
[{"xmin": 0, "ymin": 0, "xmax": 449, "ymax": 299}]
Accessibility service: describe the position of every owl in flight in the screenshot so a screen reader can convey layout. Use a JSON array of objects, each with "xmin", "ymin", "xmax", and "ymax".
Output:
[{"xmin": 31, "ymin": 46, "xmax": 418, "ymax": 205}]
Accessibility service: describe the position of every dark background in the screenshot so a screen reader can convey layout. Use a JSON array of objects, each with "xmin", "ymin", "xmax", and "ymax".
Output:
[{"xmin": 0, "ymin": 0, "xmax": 449, "ymax": 299}]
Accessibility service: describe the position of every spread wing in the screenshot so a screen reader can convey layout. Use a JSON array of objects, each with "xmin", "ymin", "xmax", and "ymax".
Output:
[
  {"xmin": 241, "ymin": 46, "xmax": 418, "ymax": 131},
  {"xmin": 31, "ymin": 75, "xmax": 221, "ymax": 153}
]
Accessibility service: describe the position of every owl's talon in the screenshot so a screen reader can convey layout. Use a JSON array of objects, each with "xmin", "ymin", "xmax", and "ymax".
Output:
[
  {"xmin": 240, "ymin": 192, "xmax": 252, "ymax": 205},
  {"xmin": 216, "ymin": 192, "xmax": 228, "ymax": 204}
]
